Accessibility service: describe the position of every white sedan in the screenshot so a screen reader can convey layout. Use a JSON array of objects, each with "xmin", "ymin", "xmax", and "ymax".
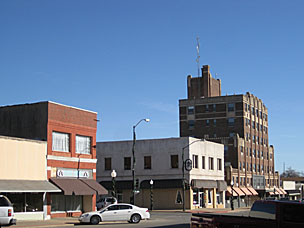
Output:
[{"xmin": 79, "ymin": 203, "xmax": 150, "ymax": 225}]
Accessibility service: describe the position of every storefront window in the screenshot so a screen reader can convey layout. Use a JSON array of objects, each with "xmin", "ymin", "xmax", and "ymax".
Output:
[
  {"xmin": 5, "ymin": 193, "xmax": 43, "ymax": 212},
  {"xmin": 208, "ymin": 190, "xmax": 212, "ymax": 204},
  {"xmin": 193, "ymin": 190, "xmax": 199, "ymax": 205},
  {"xmin": 51, "ymin": 194, "xmax": 82, "ymax": 211},
  {"xmin": 217, "ymin": 192, "xmax": 223, "ymax": 204}
]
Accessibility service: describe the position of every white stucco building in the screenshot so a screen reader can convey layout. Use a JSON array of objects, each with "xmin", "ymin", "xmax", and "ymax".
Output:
[{"xmin": 96, "ymin": 137, "xmax": 226, "ymax": 209}]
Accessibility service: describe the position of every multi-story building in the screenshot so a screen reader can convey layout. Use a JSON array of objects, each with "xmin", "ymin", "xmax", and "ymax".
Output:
[
  {"xmin": 179, "ymin": 65, "xmax": 280, "ymax": 198},
  {"xmin": 0, "ymin": 101, "xmax": 107, "ymax": 218},
  {"xmin": 97, "ymin": 137, "xmax": 226, "ymax": 210}
]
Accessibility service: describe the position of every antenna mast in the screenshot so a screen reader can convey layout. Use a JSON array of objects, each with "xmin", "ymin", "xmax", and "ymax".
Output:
[{"xmin": 196, "ymin": 36, "xmax": 200, "ymax": 77}]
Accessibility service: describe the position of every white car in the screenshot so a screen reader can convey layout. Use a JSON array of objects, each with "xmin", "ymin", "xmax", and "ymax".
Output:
[
  {"xmin": 0, "ymin": 195, "xmax": 16, "ymax": 226},
  {"xmin": 79, "ymin": 203, "xmax": 150, "ymax": 225}
]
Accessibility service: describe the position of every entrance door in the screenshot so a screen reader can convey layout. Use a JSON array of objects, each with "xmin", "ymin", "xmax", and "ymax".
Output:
[{"xmin": 199, "ymin": 192, "xmax": 205, "ymax": 208}]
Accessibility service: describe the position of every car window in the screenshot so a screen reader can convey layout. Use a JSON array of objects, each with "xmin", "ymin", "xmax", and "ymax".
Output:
[
  {"xmin": 119, "ymin": 205, "xmax": 132, "ymax": 210},
  {"xmin": 106, "ymin": 198, "xmax": 113, "ymax": 202},
  {"xmin": 0, "ymin": 196, "xmax": 12, "ymax": 207},
  {"xmin": 107, "ymin": 205, "xmax": 119, "ymax": 211},
  {"xmin": 249, "ymin": 201, "xmax": 275, "ymax": 220}
]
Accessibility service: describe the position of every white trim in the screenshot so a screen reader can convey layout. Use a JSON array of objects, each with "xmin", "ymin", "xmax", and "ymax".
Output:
[
  {"xmin": 47, "ymin": 155, "xmax": 97, "ymax": 163},
  {"xmin": 49, "ymin": 101, "xmax": 97, "ymax": 114}
]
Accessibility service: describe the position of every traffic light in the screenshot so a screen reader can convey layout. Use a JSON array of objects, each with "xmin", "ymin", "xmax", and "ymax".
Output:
[{"xmin": 135, "ymin": 178, "xmax": 139, "ymax": 189}]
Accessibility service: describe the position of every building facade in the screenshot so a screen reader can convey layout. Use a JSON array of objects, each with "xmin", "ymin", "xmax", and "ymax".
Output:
[
  {"xmin": 0, "ymin": 135, "xmax": 60, "ymax": 220},
  {"xmin": 97, "ymin": 137, "xmax": 226, "ymax": 210},
  {"xmin": 179, "ymin": 65, "xmax": 280, "ymax": 200},
  {"xmin": 0, "ymin": 101, "xmax": 107, "ymax": 218}
]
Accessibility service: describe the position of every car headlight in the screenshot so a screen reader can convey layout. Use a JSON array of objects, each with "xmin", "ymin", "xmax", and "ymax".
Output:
[{"xmin": 81, "ymin": 214, "xmax": 89, "ymax": 218}]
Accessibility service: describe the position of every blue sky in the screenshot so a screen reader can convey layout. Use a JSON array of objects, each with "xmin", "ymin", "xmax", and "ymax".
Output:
[{"xmin": 1, "ymin": 0, "xmax": 303, "ymax": 173}]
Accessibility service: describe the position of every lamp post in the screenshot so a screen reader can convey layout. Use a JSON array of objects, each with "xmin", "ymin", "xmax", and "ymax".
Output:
[
  {"xmin": 182, "ymin": 139, "xmax": 204, "ymax": 211},
  {"xmin": 150, "ymin": 179, "xmax": 153, "ymax": 211},
  {"xmin": 231, "ymin": 181, "xmax": 234, "ymax": 210},
  {"xmin": 131, "ymin": 118, "xmax": 150, "ymax": 205},
  {"xmin": 273, "ymin": 185, "xmax": 276, "ymax": 199},
  {"xmin": 111, "ymin": 170, "xmax": 117, "ymax": 198}
]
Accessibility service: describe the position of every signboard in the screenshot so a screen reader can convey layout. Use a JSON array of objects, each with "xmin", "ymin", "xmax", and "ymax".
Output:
[{"xmin": 56, "ymin": 168, "xmax": 93, "ymax": 179}]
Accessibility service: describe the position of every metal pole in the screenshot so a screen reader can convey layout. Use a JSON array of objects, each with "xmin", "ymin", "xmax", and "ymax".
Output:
[
  {"xmin": 182, "ymin": 148, "xmax": 185, "ymax": 212},
  {"xmin": 132, "ymin": 126, "xmax": 136, "ymax": 205},
  {"xmin": 112, "ymin": 176, "xmax": 116, "ymax": 198},
  {"xmin": 150, "ymin": 182, "xmax": 153, "ymax": 211}
]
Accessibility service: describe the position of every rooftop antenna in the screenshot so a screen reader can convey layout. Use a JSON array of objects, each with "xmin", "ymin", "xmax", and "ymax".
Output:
[{"xmin": 196, "ymin": 36, "xmax": 200, "ymax": 77}]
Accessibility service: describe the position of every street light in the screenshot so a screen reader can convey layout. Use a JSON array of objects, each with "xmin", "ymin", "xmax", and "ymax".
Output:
[
  {"xmin": 231, "ymin": 180, "xmax": 234, "ymax": 210},
  {"xmin": 132, "ymin": 118, "xmax": 150, "ymax": 205},
  {"xmin": 182, "ymin": 139, "xmax": 204, "ymax": 211},
  {"xmin": 150, "ymin": 179, "xmax": 154, "ymax": 211},
  {"xmin": 111, "ymin": 170, "xmax": 117, "ymax": 198}
]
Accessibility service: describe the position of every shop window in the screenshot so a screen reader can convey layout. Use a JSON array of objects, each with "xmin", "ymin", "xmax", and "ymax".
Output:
[
  {"xmin": 193, "ymin": 191, "xmax": 199, "ymax": 205},
  {"xmin": 105, "ymin": 157, "xmax": 111, "ymax": 170},
  {"xmin": 76, "ymin": 135, "xmax": 91, "ymax": 154},
  {"xmin": 228, "ymin": 118, "xmax": 235, "ymax": 127},
  {"xmin": 6, "ymin": 193, "xmax": 43, "ymax": 212},
  {"xmin": 51, "ymin": 194, "xmax": 82, "ymax": 212},
  {"xmin": 124, "ymin": 157, "xmax": 131, "ymax": 170},
  {"xmin": 52, "ymin": 131, "xmax": 70, "ymax": 152},
  {"xmin": 144, "ymin": 156, "xmax": 151, "ymax": 169},
  {"xmin": 208, "ymin": 190, "xmax": 212, "ymax": 204},
  {"xmin": 217, "ymin": 192, "xmax": 223, "ymax": 204},
  {"xmin": 171, "ymin": 155, "xmax": 179, "ymax": 169}
]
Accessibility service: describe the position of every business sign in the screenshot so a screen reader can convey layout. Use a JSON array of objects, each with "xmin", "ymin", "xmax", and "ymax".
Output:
[{"xmin": 56, "ymin": 168, "xmax": 93, "ymax": 179}]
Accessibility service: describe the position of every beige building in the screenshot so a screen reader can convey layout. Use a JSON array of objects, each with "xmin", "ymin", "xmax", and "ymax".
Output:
[
  {"xmin": 0, "ymin": 136, "xmax": 60, "ymax": 220},
  {"xmin": 97, "ymin": 137, "xmax": 226, "ymax": 210}
]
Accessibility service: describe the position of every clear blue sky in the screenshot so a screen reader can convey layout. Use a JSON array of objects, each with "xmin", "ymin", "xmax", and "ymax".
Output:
[{"xmin": 1, "ymin": 0, "xmax": 303, "ymax": 173}]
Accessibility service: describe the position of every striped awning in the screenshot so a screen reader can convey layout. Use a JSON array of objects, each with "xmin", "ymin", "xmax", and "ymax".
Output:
[
  {"xmin": 240, "ymin": 187, "xmax": 252, "ymax": 196},
  {"xmin": 226, "ymin": 186, "xmax": 238, "ymax": 196},
  {"xmin": 233, "ymin": 187, "xmax": 245, "ymax": 196},
  {"xmin": 247, "ymin": 187, "xmax": 259, "ymax": 196}
]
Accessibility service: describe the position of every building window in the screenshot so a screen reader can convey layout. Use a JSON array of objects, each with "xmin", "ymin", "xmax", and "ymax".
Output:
[
  {"xmin": 247, "ymin": 162, "xmax": 249, "ymax": 171},
  {"xmin": 252, "ymin": 121, "xmax": 255, "ymax": 129},
  {"xmin": 257, "ymin": 150, "xmax": 260, "ymax": 158},
  {"xmin": 188, "ymin": 120, "xmax": 195, "ymax": 130},
  {"xmin": 213, "ymin": 119, "xmax": 216, "ymax": 126},
  {"xmin": 144, "ymin": 156, "xmax": 151, "ymax": 169},
  {"xmin": 253, "ymin": 149, "xmax": 256, "ymax": 157},
  {"xmin": 209, "ymin": 157, "xmax": 214, "ymax": 170},
  {"xmin": 228, "ymin": 103, "xmax": 235, "ymax": 112},
  {"xmin": 52, "ymin": 131, "xmax": 70, "ymax": 152},
  {"xmin": 229, "ymin": 132, "xmax": 235, "ymax": 138},
  {"xmin": 76, "ymin": 135, "xmax": 91, "ymax": 154},
  {"xmin": 228, "ymin": 118, "xmax": 235, "ymax": 126},
  {"xmin": 239, "ymin": 162, "xmax": 242, "ymax": 170},
  {"xmin": 217, "ymin": 158, "xmax": 222, "ymax": 170},
  {"xmin": 252, "ymin": 107, "xmax": 255, "ymax": 115},
  {"xmin": 124, "ymin": 157, "xmax": 131, "ymax": 170},
  {"xmin": 240, "ymin": 146, "xmax": 243, "ymax": 154},
  {"xmin": 188, "ymin": 106, "xmax": 194, "ymax": 115},
  {"xmin": 105, "ymin": 157, "xmax": 111, "ymax": 170},
  {"xmin": 243, "ymin": 162, "xmax": 245, "ymax": 171},
  {"xmin": 206, "ymin": 119, "xmax": 210, "ymax": 126},
  {"xmin": 193, "ymin": 155, "xmax": 198, "ymax": 169},
  {"xmin": 171, "ymin": 155, "xmax": 179, "ymax": 169},
  {"xmin": 205, "ymin": 104, "xmax": 209, "ymax": 112},
  {"xmin": 202, "ymin": 156, "xmax": 205, "ymax": 169},
  {"xmin": 213, "ymin": 104, "xmax": 216, "ymax": 112}
]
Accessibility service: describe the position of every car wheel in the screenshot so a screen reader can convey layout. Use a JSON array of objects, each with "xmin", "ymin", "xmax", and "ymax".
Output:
[
  {"xmin": 90, "ymin": 215, "xmax": 101, "ymax": 225},
  {"xmin": 130, "ymin": 214, "xmax": 141, "ymax": 223}
]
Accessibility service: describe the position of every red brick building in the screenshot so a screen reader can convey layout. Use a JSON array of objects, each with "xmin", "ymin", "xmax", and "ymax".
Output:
[
  {"xmin": 179, "ymin": 65, "xmax": 280, "ymax": 199},
  {"xmin": 0, "ymin": 101, "xmax": 107, "ymax": 218}
]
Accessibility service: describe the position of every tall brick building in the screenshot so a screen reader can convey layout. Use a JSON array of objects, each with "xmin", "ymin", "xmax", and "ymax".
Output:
[
  {"xmin": 179, "ymin": 65, "xmax": 280, "ymax": 195},
  {"xmin": 0, "ymin": 101, "xmax": 107, "ymax": 218}
]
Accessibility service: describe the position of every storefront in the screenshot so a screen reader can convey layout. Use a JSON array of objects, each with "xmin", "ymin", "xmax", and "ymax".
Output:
[
  {"xmin": 49, "ymin": 177, "xmax": 107, "ymax": 217},
  {"xmin": 0, "ymin": 179, "xmax": 61, "ymax": 220}
]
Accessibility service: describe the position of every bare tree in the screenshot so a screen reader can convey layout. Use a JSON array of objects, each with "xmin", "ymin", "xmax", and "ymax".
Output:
[{"xmin": 281, "ymin": 167, "xmax": 303, "ymax": 178}]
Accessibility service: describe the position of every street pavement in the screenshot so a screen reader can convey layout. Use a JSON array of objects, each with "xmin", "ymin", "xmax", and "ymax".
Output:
[{"xmin": 13, "ymin": 208, "xmax": 250, "ymax": 228}]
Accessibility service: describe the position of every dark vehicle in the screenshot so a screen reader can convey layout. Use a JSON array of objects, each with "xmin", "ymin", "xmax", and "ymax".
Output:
[{"xmin": 191, "ymin": 200, "xmax": 304, "ymax": 228}]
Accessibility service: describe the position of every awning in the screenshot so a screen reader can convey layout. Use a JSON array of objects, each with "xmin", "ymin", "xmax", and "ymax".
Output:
[
  {"xmin": 192, "ymin": 179, "xmax": 217, "ymax": 189},
  {"xmin": 240, "ymin": 187, "xmax": 252, "ymax": 196},
  {"xmin": 80, "ymin": 179, "xmax": 108, "ymax": 195},
  {"xmin": 50, "ymin": 178, "xmax": 95, "ymax": 195},
  {"xmin": 0, "ymin": 180, "xmax": 61, "ymax": 193},
  {"xmin": 100, "ymin": 180, "xmax": 133, "ymax": 190},
  {"xmin": 279, "ymin": 188, "xmax": 287, "ymax": 195},
  {"xmin": 226, "ymin": 186, "xmax": 238, "ymax": 196},
  {"xmin": 217, "ymin": 180, "xmax": 227, "ymax": 191},
  {"xmin": 247, "ymin": 187, "xmax": 259, "ymax": 196},
  {"xmin": 233, "ymin": 187, "xmax": 245, "ymax": 196}
]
